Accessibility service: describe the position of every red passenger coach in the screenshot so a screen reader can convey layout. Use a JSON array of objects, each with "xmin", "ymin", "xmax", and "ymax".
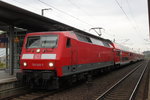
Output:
[{"xmin": 112, "ymin": 43, "xmax": 143, "ymax": 66}]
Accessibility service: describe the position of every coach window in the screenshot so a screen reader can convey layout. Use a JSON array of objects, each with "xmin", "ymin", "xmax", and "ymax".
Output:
[
  {"xmin": 117, "ymin": 51, "xmax": 120, "ymax": 56},
  {"xmin": 66, "ymin": 38, "xmax": 71, "ymax": 48}
]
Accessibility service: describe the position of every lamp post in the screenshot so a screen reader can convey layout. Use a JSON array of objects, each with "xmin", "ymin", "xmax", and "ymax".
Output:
[{"xmin": 41, "ymin": 8, "xmax": 52, "ymax": 16}]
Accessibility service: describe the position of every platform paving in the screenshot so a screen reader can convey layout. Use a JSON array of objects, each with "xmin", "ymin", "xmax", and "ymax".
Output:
[
  {"xmin": 0, "ymin": 70, "xmax": 15, "ymax": 79},
  {"xmin": 0, "ymin": 69, "xmax": 24, "ymax": 99},
  {"xmin": 0, "ymin": 69, "xmax": 20, "ymax": 84},
  {"xmin": 148, "ymin": 71, "xmax": 150, "ymax": 100}
]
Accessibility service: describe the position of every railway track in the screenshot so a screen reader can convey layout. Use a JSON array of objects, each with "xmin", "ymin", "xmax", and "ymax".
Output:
[
  {"xmin": 4, "ymin": 82, "xmax": 79, "ymax": 100},
  {"xmin": 95, "ymin": 61, "xmax": 149, "ymax": 100},
  {"xmin": 3, "ymin": 88, "xmax": 66, "ymax": 100},
  {"xmin": 2, "ymin": 61, "xmax": 148, "ymax": 100}
]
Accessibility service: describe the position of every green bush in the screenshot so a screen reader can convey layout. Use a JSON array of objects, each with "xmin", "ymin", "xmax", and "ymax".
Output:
[{"xmin": 0, "ymin": 62, "xmax": 6, "ymax": 69}]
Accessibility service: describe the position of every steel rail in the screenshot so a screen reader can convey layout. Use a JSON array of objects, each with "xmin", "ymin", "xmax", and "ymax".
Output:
[
  {"xmin": 95, "ymin": 62, "xmax": 144, "ymax": 100},
  {"xmin": 7, "ymin": 84, "xmax": 71, "ymax": 100},
  {"xmin": 129, "ymin": 61, "xmax": 149, "ymax": 100}
]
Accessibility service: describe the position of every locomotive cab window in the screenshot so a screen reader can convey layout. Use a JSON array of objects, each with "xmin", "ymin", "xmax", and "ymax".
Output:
[
  {"xmin": 26, "ymin": 36, "xmax": 40, "ymax": 48},
  {"xmin": 76, "ymin": 34, "xmax": 92, "ymax": 43},
  {"xmin": 66, "ymin": 38, "xmax": 71, "ymax": 48},
  {"xmin": 26, "ymin": 35, "xmax": 58, "ymax": 48}
]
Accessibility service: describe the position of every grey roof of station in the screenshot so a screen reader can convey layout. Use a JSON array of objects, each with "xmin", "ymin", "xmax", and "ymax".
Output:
[{"xmin": 0, "ymin": 1, "xmax": 76, "ymax": 32}]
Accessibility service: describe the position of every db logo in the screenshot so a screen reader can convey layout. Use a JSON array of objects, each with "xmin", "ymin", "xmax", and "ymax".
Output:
[{"xmin": 34, "ymin": 54, "xmax": 41, "ymax": 59}]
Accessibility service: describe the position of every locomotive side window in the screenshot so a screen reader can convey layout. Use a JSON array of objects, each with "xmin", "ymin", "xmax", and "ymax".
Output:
[
  {"xmin": 109, "ymin": 44, "xmax": 113, "ymax": 48},
  {"xmin": 66, "ymin": 38, "xmax": 71, "ymax": 48},
  {"xmin": 26, "ymin": 35, "xmax": 58, "ymax": 48},
  {"xmin": 102, "ymin": 42, "xmax": 110, "ymax": 47},
  {"xmin": 90, "ymin": 38, "xmax": 104, "ymax": 46},
  {"xmin": 76, "ymin": 34, "xmax": 92, "ymax": 43}
]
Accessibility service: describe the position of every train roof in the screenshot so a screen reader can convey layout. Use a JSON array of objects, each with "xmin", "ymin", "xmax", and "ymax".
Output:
[
  {"xmin": 26, "ymin": 31, "xmax": 112, "ymax": 44},
  {"xmin": 74, "ymin": 31, "xmax": 112, "ymax": 44},
  {"xmin": 113, "ymin": 43, "xmax": 133, "ymax": 52}
]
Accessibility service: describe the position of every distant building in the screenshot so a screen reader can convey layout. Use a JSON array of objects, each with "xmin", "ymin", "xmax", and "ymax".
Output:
[
  {"xmin": 143, "ymin": 51, "xmax": 150, "ymax": 59},
  {"xmin": 0, "ymin": 37, "xmax": 8, "ymax": 48},
  {"xmin": 143, "ymin": 51, "xmax": 150, "ymax": 55},
  {"xmin": 0, "ymin": 43, "xmax": 7, "ymax": 48}
]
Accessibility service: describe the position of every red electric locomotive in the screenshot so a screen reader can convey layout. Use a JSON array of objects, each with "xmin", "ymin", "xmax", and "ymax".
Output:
[{"xmin": 17, "ymin": 31, "xmax": 143, "ymax": 89}]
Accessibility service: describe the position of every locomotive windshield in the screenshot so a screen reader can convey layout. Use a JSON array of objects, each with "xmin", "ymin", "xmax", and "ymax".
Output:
[{"xmin": 26, "ymin": 35, "xmax": 58, "ymax": 48}]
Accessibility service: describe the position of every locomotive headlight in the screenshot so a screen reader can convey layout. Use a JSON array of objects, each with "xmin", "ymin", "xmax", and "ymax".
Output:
[
  {"xmin": 23, "ymin": 62, "xmax": 27, "ymax": 66},
  {"xmin": 36, "ymin": 49, "xmax": 40, "ymax": 53},
  {"xmin": 49, "ymin": 62, "xmax": 54, "ymax": 67}
]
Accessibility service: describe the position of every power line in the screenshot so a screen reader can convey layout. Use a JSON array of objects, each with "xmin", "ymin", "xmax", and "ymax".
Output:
[
  {"xmin": 114, "ymin": 0, "xmax": 140, "ymax": 34},
  {"xmin": 115, "ymin": 0, "xmax": 130, "ymax": 21},
  {"xmin": 67, "ymin": 0, "xmax": 92, "ymax": 17},
  {"xmin": 7, "ymin": 0, "xmax": 41, "ymax": 12},
  {"xmin": 67, "ymin": 0, "xmax": 114, "ymax": 38},
  {"xmin": 38, "ymin": 0, "xmax": 94, "ymax": 27},
  {"xmin": 67, "ymin": 0, "xmax": 100, "ymax": 28},
  {"xmin": 125, "ymin": 0, "xmax": 144, "ymax": 33}
]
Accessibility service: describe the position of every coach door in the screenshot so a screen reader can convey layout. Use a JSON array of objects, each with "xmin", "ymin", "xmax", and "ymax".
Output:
[
  {"xmin": 120, "ymin": 51, "xmax": 122, "ymax": 63},
  {"xmin": 115, "ymin": 50, "xmax": 121, "ymax": 64}
]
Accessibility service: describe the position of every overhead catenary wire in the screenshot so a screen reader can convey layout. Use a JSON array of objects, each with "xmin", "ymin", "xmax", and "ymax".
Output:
[
  {"xmin": 114, "ymin": 0, "xmax": 141, "ymax": 34},
  {"xmin": 67, "ymin": 0, "xmax": 110, "ymax": 37},
  {"xmin": 67, "ymin": 0, "xmax": 92, "ymax": 18},
  {"xmin": 4, "ymin": 0, "xmax": 128, "ymax": 38},
  {"xmin": 125, "ymin": 0, "xmax": 144, "ymax": 34},
  {"xmin": 16, "ymin": 0, "xmax": 120, "ymax": 38},
  {"xmin": 67, "ymin": 0, "xmax": 141, "ymax": 39},
  {"xmin": 115, "ymin": 0, "xmax": 131, "ymax": 22},
  {"xmin": 38, "ymin": 0, "xmax": 94, "ymax": 28},
  {"xmin": 4, "ymin": 0, "xmax": 41, "ymax": 13},
  {"xmin": 1, "ymin": 0, "xmax": 147, "ymax": 47}
]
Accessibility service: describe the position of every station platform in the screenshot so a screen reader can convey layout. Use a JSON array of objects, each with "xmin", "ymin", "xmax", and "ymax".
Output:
[
  {"xmin": 0, "ymin": 69, "xmax": 20, "ymax": 85},
  {"xmin": 0, "ymin": 69, "xmax": 23, "ymax": 99},
  {"xmin": 148, "ymin": 72, "xmax": 150, "ymax": 100},
  {"xmin": 0, "ymin": 69, "xmax": 17, "ymax": 84},
  {"xmin": 0, "ymin": 70, "xmax": 15, "ymax": 79}
]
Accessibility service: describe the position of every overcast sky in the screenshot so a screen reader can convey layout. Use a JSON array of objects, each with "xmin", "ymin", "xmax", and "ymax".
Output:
[{"xmin": 2, "ymin": 0, "xmax": 149, "ymax": 52}]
